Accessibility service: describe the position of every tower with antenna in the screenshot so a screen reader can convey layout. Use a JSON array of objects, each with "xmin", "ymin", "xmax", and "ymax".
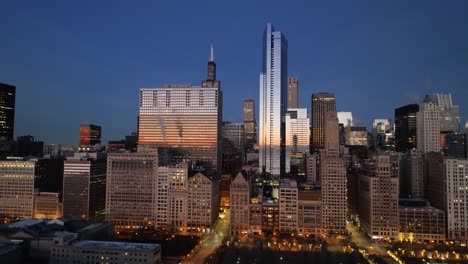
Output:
[{"xmin": 202, "ymin": 44, "xmax": 220, "ymax": 88}]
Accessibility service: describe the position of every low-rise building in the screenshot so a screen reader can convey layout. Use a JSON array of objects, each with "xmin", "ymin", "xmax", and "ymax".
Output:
[
  {"xmin": 399, "ymin": 199, "xmax": 445, "ymax": 243},
  {"xmin": 50, "ymin": 239, "xmax": 161, "ymax": 264}
]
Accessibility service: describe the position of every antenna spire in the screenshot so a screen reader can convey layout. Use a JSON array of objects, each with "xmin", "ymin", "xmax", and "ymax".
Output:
[{"xmin": 210, "ymin": 43, "xmax": 214, "ymax": 62}]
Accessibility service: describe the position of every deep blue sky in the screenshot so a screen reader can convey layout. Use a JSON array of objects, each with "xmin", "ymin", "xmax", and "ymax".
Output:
[{"xmin": 1, "ymin": 0, "xmax": 468, "ymax": 146}]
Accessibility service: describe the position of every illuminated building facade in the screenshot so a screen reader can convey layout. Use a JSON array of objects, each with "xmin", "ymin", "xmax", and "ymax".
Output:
[
  {"xmin": 433, "ymin": 93, "xmax": 460, "ymax": 133},
  {"xmin": 33, "ymin": 192, "xmax": 61, "ymax": 219},
  {"xmin": 311, "ymin": 93, "xmax": 336, "ymax": 152},
  {"xmin": 106, "ymin": 152, "xmax": 158, "ymax": 230},
  {"xmin": 79, "ymin": 124, "xmax": 102, "ymax": 151},
  {"xmin": 0, "ymin": 82, "xmax": 15, "ymax": 141},
  {"xmin": 345, "ymin": 126, "xmax": 368, "ymax": 146},
  {"xmin": 399, "ymin": 199, "xmax": 445, "ymax": 243},
  {"xmin": 259, "ymin": 23, "xmax": 288, "ymax": 176},
  {"xmin": 0, "ymin": 160, "xmax": 35, "ymax": 221},
  {"xmin": 243, "ymin": 99, "xmax": 257, "ymax": 152},
  {"xmin": 138, "ymin": 85, "xmax": 222, "ymax": 171}
]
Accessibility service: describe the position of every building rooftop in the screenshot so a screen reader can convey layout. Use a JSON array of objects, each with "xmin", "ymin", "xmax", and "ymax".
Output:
[{"xmin": 72, "ymin": 240, "xmax": 160, "ymax": 251}]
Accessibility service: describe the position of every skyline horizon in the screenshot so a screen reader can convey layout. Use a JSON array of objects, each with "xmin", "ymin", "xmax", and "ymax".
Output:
[{"xmin": 2, "ymin": 1, "xmax": 467, "ymax": 146}]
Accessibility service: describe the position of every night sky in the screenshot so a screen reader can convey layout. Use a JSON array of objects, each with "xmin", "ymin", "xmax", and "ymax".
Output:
[{"xmin": 1, "ymin": 0, "xmax": 467, "ymax": 146}]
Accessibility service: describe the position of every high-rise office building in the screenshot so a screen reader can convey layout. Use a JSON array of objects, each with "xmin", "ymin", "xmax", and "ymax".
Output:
[
  {"xmin": 106, "ymin": 152, "xmax": 158, "ymax": 230},
  {"xmin": 285, "ymin": 108, "xmax": 309, "ymax": 173},
  {"xmin": 311, "ymin": 93, "xmax": 336, "ymax": 152},
  {"xmin": 222, "ymin": 122, "xmax": 245, "ymax": 151},
  {"xmin": 63, "ymin": 153, "xmax": 106, "ymax": 221},
  {"xmin": 259, "ymin": 23, "xmax": 288, "ymax": 176},
  {"xmin": 138, "ymin": 49, "xmax": 222, "ymax": 172},
  {"xmin": 243, "ymin": 99, "xmax": 257, "ymax": 151},
  {"xmin": 433, "ymin": 93, "xmax": 460, "ymax": 133},
  {"xmin": 399, "ymin": 149, "xmax": 424, "ymax": 199},
  {"xmin": 320, "ymin": 111, "xmax": 346, "ymax": 234},
  {"xmin": 287, "ymin": 77, "xmax": 299, "ymax": 108},
  {"xmin": 358, "ymin": 155, "xmax": 399, "ymax": 240},
  {"xmin": 0, "ymin": 160, "xmax": 35, "ymax": 221},
  {"xmin": 0, "ymin": 83, "xmax": 16, "ymax": 141},
  {"xmin": 79, "ymin": 124, "xmax": 102, "ymax": 151},
  {"xmin": 444, "ymin": 158, "xmax": 468, "ymax": 241},
  {"xmin": 417, "ymin": 95, "xmax": 440, "ymax": 153},
  {"xmin": 0, "ymin": 158, "xmax": 64, "ymax": 222},
  {"xmin": 395, "ymin": 104, "xmax": 419, "ymax": 152}
]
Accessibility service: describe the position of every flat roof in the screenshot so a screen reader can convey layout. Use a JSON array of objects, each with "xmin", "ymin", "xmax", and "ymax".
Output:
[{"xmin": 72, "ymin": 240, "xmax": 160, "ymax": 251}]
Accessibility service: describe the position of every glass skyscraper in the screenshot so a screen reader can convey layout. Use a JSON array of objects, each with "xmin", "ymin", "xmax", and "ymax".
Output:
[{"xmin": 259, "ymin": 23, "xmax": 288, "ymax": 176}]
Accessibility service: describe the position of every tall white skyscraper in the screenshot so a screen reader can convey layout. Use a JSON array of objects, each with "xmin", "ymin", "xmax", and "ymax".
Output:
[
  {"xmin": 259, "ymin": 23, "xmax": 288, "ymax": 176},
  {"xmin": 285, "ymin": 108, "xmax": 310, "ymax": 173},
  {"xmin": 417, "ymin": 95, "xmax": 440, "ymax": 153}
]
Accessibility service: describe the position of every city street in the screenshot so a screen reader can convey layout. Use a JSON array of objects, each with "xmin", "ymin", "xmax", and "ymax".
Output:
[
  {"xmin": 347, "ymin": 224, "xmax": 394, "ymax": 263},
  {"xmin": 181, "ymin": 211, "xmax": 230, "ymax": 264}
]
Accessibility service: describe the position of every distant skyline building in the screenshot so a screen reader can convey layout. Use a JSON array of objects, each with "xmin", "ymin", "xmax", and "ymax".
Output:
[
  {"xmin": 311, "ymin": 93, "xmax": 336, "ymax": 152},
  {"xmin": 395, "ymin": 104, "xmax": 419, "ymax": 152},
  {"xmin": 106, "ymin": 152, "xmax": 158, "ymax": 230},
  {"xmin": 285, "ymin": 108, "xmax": 310, "ymax": 174},
  {"xmin": 417, "ymin": 95, "xmax": 440, "ymax": 153},
  {"xmin": 433, "ymin": 93, "xmax": 460, "ymax": 133},
  {"xmin": 287, "ymin": 77, "xmax": 299, "ymax": 108},
  {"xmin": 138, "ymin": 50, "xmax": 222, "ymax": 171},
  {"xmin": 63, "ymin": 153, "xmax": 106, "ymax": 221},
  {"xmin": 243, "ymin": 99, "xmax": 257, "ymax": 151},
  {"xmin": 345, "ymin": 126, "xmax": 368, "ymax": 146},
  {"xmin": 0, "ymin": 82, "xmax": 16, "ymax": 141},
  {"xmin": 372, "ymin": 119, "xmax": 394, "ymax": 150},
  {"xmin": 259, "ymin": 23, "xmax": 288, "ymax": 176},
  {"xmin": 79, "ymin": 124, "xmax": 101, "ymax": 151},
  {"xmin": 337, "ymin": 112, "xmax": 353, "ymax": 127}
]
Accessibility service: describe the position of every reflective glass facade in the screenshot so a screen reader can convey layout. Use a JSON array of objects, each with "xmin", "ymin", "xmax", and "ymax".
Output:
[
  {"xmin": 311, "ymin": 93, "xmax": 336, "ymax": 152},
  {"xmin": 138, "ymin": 85, "xmax": 222, "ymax": 171},
  {"xmin": 259, "ymin": 23, "xmax": 288, "ymax": 176}
]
